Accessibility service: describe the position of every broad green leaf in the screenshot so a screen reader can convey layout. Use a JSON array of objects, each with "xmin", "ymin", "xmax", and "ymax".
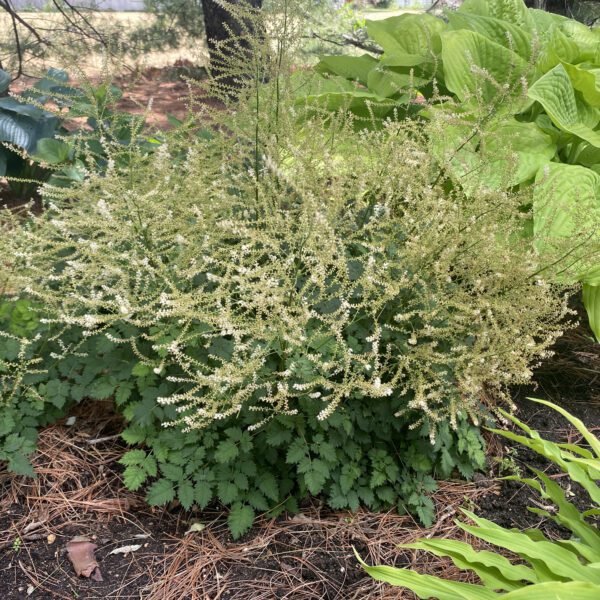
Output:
[
  {"xmin": 367, "ymin": 67, "xmax": 428, "ymax": 97},
  {"xmin": 228, "ymin": 503, "xmax": 254, "ymax": 540},
  {"xmin": 459, "ymin": 0, "xmax": 533, "ymax": 30},
  {"xmin": 0, "ymin": 112, "xmax": 59, "ymax": 153},
  {"xmin": 537, "ymin": 29, "xmax": 581, "ymax": 75},
  {"xmin": 447, "ymin": 12, "xmax": 532, "ymax": 60},
  {"xmin": 354, "ymin": 549, "xmax": 498, "ymax": 599},
  {"xmin": 367, "ymin": 14, "xmax": 445, "ymax": 68},
  {"xmin": 0, "ymin": 69, "xmax": 9, "ymax": 94},
  {"xmin": 0, "ymin": 97, "xmax": 50, "ymax": 120},
  {"xmin": 583, "ymin": 283, "xmax": 600, "ymax": 342},
  {"xmin": 528, "ymin": 64, "xmax": 600, "ymax": 147},
  {"xmin": 533, "ymin": 162, "xmax": 600, "ymax": 281},
  {"xmin": 0, "ymin": 149, "xmax": 6, "ymax": 177},
  {"xmin": 316, "ymin": 54, "xmax": 378, "ymax": 86},
  {"xmin": 441, "ymin": 29, "xmax": 528, "ymax": 104},
  {"xmin": 562, "ymin": 63, "xmax": 600, "ymax": 108},
  {"xmin": 560, "ymin": 20, "xmax": 600, "ymax": 61},
  {"xmin": 34, "ymin": 138, "xmax": 70, "ymax": 164}
]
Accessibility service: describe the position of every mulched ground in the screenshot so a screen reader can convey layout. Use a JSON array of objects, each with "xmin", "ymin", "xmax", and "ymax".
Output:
[{"xmin": 0, "ymin": 374, "xmax": 598, "ymax": 599}]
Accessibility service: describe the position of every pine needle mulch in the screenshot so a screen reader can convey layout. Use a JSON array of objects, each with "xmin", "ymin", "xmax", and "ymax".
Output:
[{"xmin": 0, "ymin": 405, "xmax": 498, "ymax": 600}]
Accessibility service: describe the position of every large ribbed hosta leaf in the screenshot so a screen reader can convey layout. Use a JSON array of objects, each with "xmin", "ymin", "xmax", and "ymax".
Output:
[
  {"xmin": 0, "ymin": 111, "xmax": 59, "ymax": 152},
  {"xmin": 528, "ymin": 64, "xmax": 600, "ymax": 147},
  {"xmin": 447, "ymin": 12, "xmax": 532, "ymax": 60},
  {"xmin": 0, "ymin": 69, "xmax": 9, "ymax": 95},
  {"xmin": 366, "ymin": 13, "xmax": 444, "ymax": 68},
  {"xmin": 440, "ymin": 29, "xmax": 527, "ymax": 104},
  {"xmin": 533, "ymin": 162, "xmax": 600, "ymax": 283}
]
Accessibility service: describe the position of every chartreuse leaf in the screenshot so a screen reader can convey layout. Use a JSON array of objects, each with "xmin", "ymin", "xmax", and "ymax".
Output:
[
  {"xmin": 366, "ymin": 13, "xmax": 445, "ymax": 68},
  {"xmin": 532, "ymin": 162, "xmax": 600, "ymax": 282},
  {"xmin": 583, "ymin": 284, "xmax": 600, "ymax": 342},
  {"xmin": 536, "ymin": 29, "xmax": 581, "ymax": 75},
  {"xmin": 353, "ymin": 548, "xmax": 498, "ymax": 600},
  {"xmin": 526, "ymin": 398, "xmax": 600, "ymax": 458},
  {"xmin": 447, "ymin": 12, "xmax": 532, "ymax": 60},
  {"xmin": 316, "ymin": 54, "xmax": 378, "ymax": 86},
  {"xmin": 441, "ymin": 29, "xmax": 527, "ymax": 104},
  {"xmin": 561, "ymin": 63, "xmax": 600, "ymax": 108},
  {"xmin": 503, "ymin": 582, "xmax": 600, "ymax": 599},
  {"xmin": 400, "ymin": 539, "xmax": 538, "ymax": 590},
  {"xmin": 457, "ymin": 510, "xmax": 600, "ymax": 583},
  {"xmin": 528, "ymin": 65, "xmax": 600, "ymax": 147}
]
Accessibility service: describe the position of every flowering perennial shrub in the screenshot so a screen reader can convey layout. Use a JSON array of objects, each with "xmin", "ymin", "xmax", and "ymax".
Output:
[{"xmin": 0, "ymin": 0, "xmax": 573, "ymax": 535}]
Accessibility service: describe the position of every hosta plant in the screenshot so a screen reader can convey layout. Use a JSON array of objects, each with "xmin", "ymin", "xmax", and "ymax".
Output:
[
  {"xmin": 357, "ymin": 398, "xmax": 600, "ymax": 599},
  {"xmin": 310, "ymin": 0, "xmax": 600, "ymax": 339}
]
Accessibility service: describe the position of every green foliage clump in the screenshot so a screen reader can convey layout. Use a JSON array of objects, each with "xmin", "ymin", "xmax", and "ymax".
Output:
[
  {"xmin": 358, "ymin": 398, "xmax": 600, "ymax": 598},
  {"xmin": 0, "ymin": 0, "xmax": 573, "ymax": 538},
  {"xmin": 312, "ymin": 0, "xmax": 600, "ymax": 339}
]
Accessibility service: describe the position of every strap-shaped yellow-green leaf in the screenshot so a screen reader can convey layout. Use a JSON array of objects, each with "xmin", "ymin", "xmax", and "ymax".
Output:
[
  {"xmin": 503, "ymin": 581, "xmax": 600, "ymax": 599},
  {"xmin": 457, "ymin": 510, "xmax": 600, "ymax": 583},
  {"xmin": 528, "ymin": 398, "xmax": 600, "ymax": 458},
  {"xmin": 528, "ymin": 64, "xmax": 600, "ymax": 146},
  {"xmin": 401, "ymin": 539, "xmax": 538, "ymax": 589},
  {"xmin": 441, "ymin": 29, "xmax": 527, "ymax": 104},
  {"xmin": 583, "ymin": 283, "xmax": 600, "ymax": 342},
  {"xmin": 353, "ymin": 548, "xmax": 499, "ymax": 599}
]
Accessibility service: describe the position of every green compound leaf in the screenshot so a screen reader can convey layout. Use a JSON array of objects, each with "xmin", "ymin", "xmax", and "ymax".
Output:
[
  {"xmin": 214, "ymin": 439, "xmax": 239, "ymax": 464},
  {"xmin": 178, "ymin": 480, "xmax": 194, "ymax": 510},
  {"xmin": 228, "ymin": 503, "xmax": 255, "ymax": 540},
  {"xmin": 123, "ymin": 465, "xmax": 147, "ymax": 491},
  {"xmin": 147, "ymin": 479, "xmax": 175, "ymax": 506},
  {"xmin": 194, "ymin": 483, "xmax": 213, "ymax": 509},
  {"xmin": 258, "ymin": 472, "xmax": 279, "ymax": 502}
]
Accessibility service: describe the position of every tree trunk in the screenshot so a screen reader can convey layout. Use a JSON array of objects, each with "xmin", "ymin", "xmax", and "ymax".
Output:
[{"xmin": 201, "ymin": 0, "xmax": 263, "ymax": 90}]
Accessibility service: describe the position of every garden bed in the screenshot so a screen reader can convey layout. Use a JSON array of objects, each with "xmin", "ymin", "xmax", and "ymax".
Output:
[{"xmin": 1, "ymin": 379, "xmax": 597, "ymax": 599}]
